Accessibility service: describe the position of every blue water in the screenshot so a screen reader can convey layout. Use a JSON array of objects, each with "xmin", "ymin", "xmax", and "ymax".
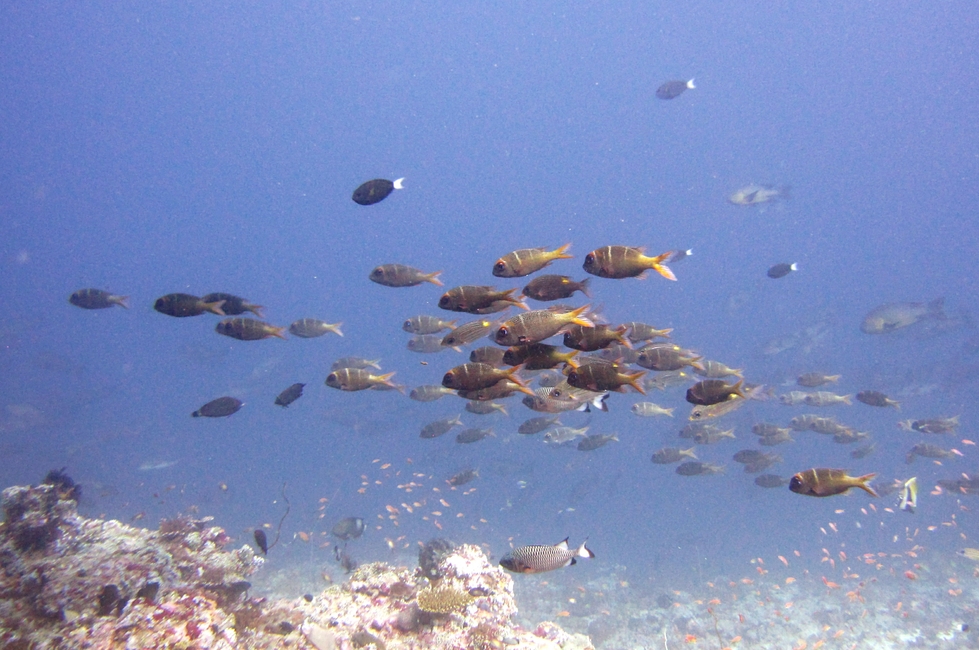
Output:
[{"xmin": 2, "ymin": 2, "xmax": 977, "ymax": 591}]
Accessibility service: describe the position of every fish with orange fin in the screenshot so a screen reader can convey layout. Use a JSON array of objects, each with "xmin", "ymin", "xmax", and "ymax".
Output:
[
  {"xmin": 442, "ymin": 362, "xmax": 528, "ymax": 392},
  {"xmin": 493, "ymin": 244, "xmax": 573, "ymax": 278},
  {"xmin": 494, "ymin": 305, "xmax": 594, "ymax": 346},
  {"xmin": 582, "ymin": 245, "xmax": 677, "ymax": 281},
  {"xmin": 439, "ymin": 285, "xmax": 527, "ymax": 313},
  {"xmin": 567, "ymin": 363, "xmax": 646, "ymax": 394},
  {"xmin": 789, "ymin": 468, "xmax": 878, "ymax": 497}
]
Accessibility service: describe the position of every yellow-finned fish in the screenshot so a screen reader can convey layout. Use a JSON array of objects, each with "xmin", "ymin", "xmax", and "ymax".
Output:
[
  {"xmin": 582, "ymin": 245, "xmax": 677, "ymax": 281},
  {"xmin": 789, "ymin": 468, "xmax": 878, "ymax": 497},
  {"xmin": 493, "ymin": 244, "xmax": 573, "ymax": 278}
]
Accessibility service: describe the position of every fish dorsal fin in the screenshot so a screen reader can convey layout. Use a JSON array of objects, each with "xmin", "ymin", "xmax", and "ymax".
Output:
[{"xmin": 555, "ymin": 538, "xmax": 570, "ymax": 550}]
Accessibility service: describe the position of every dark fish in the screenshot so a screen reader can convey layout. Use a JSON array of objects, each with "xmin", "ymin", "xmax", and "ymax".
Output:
[
  {"xmin": 447, "ymin": 468, "xmax": 479, "ymax": 487},
  {"xmin": 518, "ymin": 415, "xmax": 562, "ymax": 435},
  {"xmin": 733, "ymin": 449, "xmax": 768, "ymax": 464},
  {"xmin": 758, "ymin": 430, "xmax": 794, "ymax": 446},
  {"xmin": 567, "ymin": 363, "xmax": 645, "ymax": 394},
  {"xmin": 495, "ymin": 305, "xmax": 594, "ymax": 346},
  {"xmin": 861, "ymin": 297, "xmax": 946, "ymax": 334},
  {"xmin": 457, "ymin": 379, "xmax": 528, "ymax": 401},
  {"xmin": 679, "ymin": 422, "xmax": 721, "ymax": 439},
  {"xmin": 499, "ymin": 538, "xmax": 594, "ymax": 574},
  {"xmin": 154, "ymin": 293, "xmax": 225, "ymax": 317},
  {"xmin": 502, "ymin": 343, "xmax": 578, "ymax": 370},
  {"xmin": 906, "ymin": 443, "xmax": 962, "ymax": 464},
  {"xmin": 455, "ymin": 428, "xmax": 495, "ymax": 444},
  {"xmin": 686, "ymin": 379, "xmax": 744, "ymax": 406},
  {"xmin": 325, "ymin": 368, "xmax": 398, "ymax": 391},
  {"xmin": 274, "ymin": 383, "xmax": 305, "ymax": 407},
  {"xmin": 409, "ymin": 385, "xmax": 456, "ymax": 402},
  {"xmin": 289, "ymin": 319, "xmax": 343, "ymax": 338},
  {"xmin": 624, "ymin": 322, "xmax": 673, "ymax": 343},
  {"xmin": 216, "ymin": 318, "xmax": 287, "ymax": 341},
  {"xmin": 352, "ymin": 177, "xmax": 404, "ymax": 205},
  {"xmin": 439, "ymin": 286, "xmax": 526, "ymax": 313},
  {"xmin": 655, "ymin": 79, "xmax": 695, "ymax": 100},
  {"xmin": 442, "ymin": 318, "xmax": 497, "ymax": 347},
  {"xmin": 331, "ymin": 357, "xmax": 381, "ymax": 371},
  {"xmin": 636, "ymin": 343, "xmax": 701, "ymax": 371},
  {"xmin": 369, "ymin": 264, "xmax": 442, "ymax": 287},
  {"xmin": 577, "ymin": 433, "xmax": 619, "ymax": 451},
  {"xmin": 403, "ymin": 315, "xmax": 456, "ymax": 334},
  {"xmin": 797, "ymin": 372, "xmax": 841, "ymax": 387},
  {"xmin": 331, "ymin": 516, "xmax": 365, "ymax": 540},
  {"xmin": 582, "ymin": 245, "xmax": 676, "ymax": 281},
  {"xmin": 407, "ymin": 334, "xmax": 450, "ymax": 353},
  {"xmin": 898, "ymin": 416, "xmax": 959, "ymax": 434},
  {"xmin": 754, "ymin": 474, "xmax": 789, "ymax": 488},
  {"xmin": 767, "ymin": 263, "xmax": 798, "ymax": 279},
  {"xmin": 850, "ymin": 442, "xmax": 877, "ymax": 459},
  {"xmin": 788, "ymin": 468, "xmax": 878, "ymax": 497},
  {"xmin": 651, "ymin": 447, "xmax": 697, "ymax": 464},
  {"xmin": 253, "ymin": 529, "xmax": 269, "ymax": 554},
  {"xmin": 855, "ymin": 390, "xmax": 900, "ymax": 409},
  {"xmin": 470, "ymin": 346, "xmax": 507, "ymax": 366},
  {"xmin": 564, "ymin": 324, "xmax": 629, "ymax": 351},
  {"xmin": 192, "ymin": 397, "xmax": 243, "ymax": 418},
  {"xmin": 493, "ymin": 244, "xmax": 573, "ymax": 278},
  {"xmin": 522, "ymin": 275, "xmax": 592, "ymax": 302},
  {"xmin": 201, "ymin": 293, "xmax": 263, "ymax": 317},
  {"xmin": 675, "ymin": 461, "xmax": 724, "ymax": 476},
  {"xmin": 69, "ymin": 288, "xmax": 128, "ymax": 310},
  {"xmin": 420, "ymin": 415, "xmax": 463, "ymax": 439},
  {"xmin": 442, "ymin": 362, "xmax": 526, "ymax": 392}
]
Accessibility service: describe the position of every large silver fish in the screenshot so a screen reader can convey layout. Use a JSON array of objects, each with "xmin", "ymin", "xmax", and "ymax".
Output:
[{"xmin": 861, "ymin": 298, "xmax": 946, "ymax": 334}]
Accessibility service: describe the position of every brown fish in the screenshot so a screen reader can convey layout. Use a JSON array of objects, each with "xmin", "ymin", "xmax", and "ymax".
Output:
[
  {"xmin": 582, "ymin": 245, "xmax": 676, "ymax": 281},
  {"xmin": 154, "ymin": 293, "xmax": 225, "ymax": 317},
  {"xmin": 788, "ymin": 468, "xmax": 878, "ymax": 497},
  {"xmin": 567, "ymin": 363, "xmax": 645, "ymax": 394},
  {"xmin": 457, "ymin": 378, "xmax": 533, "ymax": 400},
  {"xmin": 563, "ymin": 324, "xmax": 629, "ymax": 352},
  {"xmin": 502, "ymin": 343, "xmax": 578, "ymax": 370},
  {"xmin": 442, "ymin": 362, "xmax": 526, "ymax": 392},
  {"xmin": 201, "ymin": 293, "xmax": 263, "ymax": 317},
  {"xmin": 522, "ymin": 275, "xmax": 592, "ymax": 302},
  {"xmin": 796, "ymin": 373, "xmax": 841, "ymax": 388},
  {"xmin": 493, "ymin": 244, "xmax": 573, "ymax": 278},
  {"xmin": 325, "ymin": 368, "xmax": 398, "ymax": 391},
  {"xmin": 636, "ymin": 343, "xmax": 701, "ymax": 371},
  {"xmin": 898, "ymin": 416, "xmax": 959, "ymax": 434},
  {"xmin": 686, "ymin": 379, "xmax": 744, "ymax": 406},
  {"xmin": 216, "ymin": 318, "xmax": 286, "ymax": 341},
  {"xmin": 855, "ymin": 390, "xmax": 900, "ymax": 409},
  {"xmin": 439, "ymin": 286, "xmax": 526, "ymax": 313},
  {"xmin": 494, "ymin": 305, "xmax": 594, "ymax": 346},
  {"xmin": 469, "ymin": 346, "xmax": 508, "ymax": 366},
  {"xmin": 369, "ymin": 264, "xmax": 443, "ymax": 287},
  {"xmin": 69, "ymin": 288, "xmax": 129, "ymax": 310}
]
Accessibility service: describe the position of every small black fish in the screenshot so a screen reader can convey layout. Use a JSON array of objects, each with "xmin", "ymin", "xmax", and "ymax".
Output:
[
  {"xmin": 154, "ymin": 293, "xmax": 225, "ymax": 317},
  {"xmin": 352, "ymin": 177, "xmax": 404, "ymax": 205},
  {"xmin": 201, "ymin": 293, "xmax": 263, "ymax": 316},
  {"xmin": 253, "ymin": 529, "xmax": 269, "ymax": 554},
  {"xmin": 274, "ymin": 383, "xmax": 305, "ymax": 407},
  {"xmin": 447, "ymin": 468, "xmax": 479, "ymax": 486},
  {"xmin": 655, "ymin": 79, "xmax": 695, "ymax": 100},
  {"xmin": 767, "ymin": 263, "xmax": 798, "ymax": 279},
  {"xmin": 754, "ymin": 474, "xmax": 789, "ymax": 488},
  {"xmin": 69, "ymin": 288, "xmax": 129, "ymax": 310},
  {"xmin": 331, "ymin": 516, "xmax": 366, "ymax": 540},
  {"xmin": 192, "ymin": 397, "xmax": 243, "ymax": 418},
  {"xmin": 522, "ymin": 274, "xmax": 592, "ymax": 302},
  {"xmin": 216, "ymin": 318, "xmax": 287, "ymax": 341}
]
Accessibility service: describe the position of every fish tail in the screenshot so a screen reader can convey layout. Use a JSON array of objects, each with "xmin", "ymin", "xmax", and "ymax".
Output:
[
  {"xmin": 842, "ymin": 394, "xmax": 853, "ymax": 405},
  {"xmin": 686, "ymin": 78, "xmax": 696, "ymax": 89},
  {"xmin": 326, "ymin": 322, "xmax": 344, "ymax": 337},
  {"xmin": 248, "ymin": 304, "xmax": 266, "ymax": 318},
  {"xmin": 576, "ymin": 540, "xmax": 596, "ymax": 559},
  {"xmin": 568, "ymin": 304, "xmax": 594, "ymax": 328},
  {"xmin": 393, "ymin": 177, "xmax": 405, "ymax": 190},
  {"xmin": 856, "ymin": 473, "xmax": 879, "ymax": 497},
  {"xmin": 665, "ymin": 408, "xmax": 675, "ymax": 417},
  {"xmin": 552, "ymin": 242, "xmax": 573, "ymax": 260},
  {"xmin": 271, "ymin": 326, "xmax": 288, "ymax": 340},
  {"xmin": 368, "ymin": 359, "xmax": 382, "ymax": 370},
  {"xmin": 514, "ymin": 383, "xmax": 536, "ymax": 397},
  {"xmin": 204, "ymin": 300, "xmax": 226, "ymax": 316},
  {"xmin": 113, "ymin": 295, "xmax": 130, "ymax": 309},
  {"xmin": 682, "ymin": 447, "xmax": 697, "ymax": 459},
  {"xmin": 447, "ymin": 320, "xmax": 458, "ymax": 330},
  {"xmin": 375, "ymin": 371, "xmax": 398, "ymax": 389},
  {"xmin": 732, "ymin": 379, "xmax": 745, "ymax": 397},
  {"xmin": 892, "ymin": 400, "xmax": 901, "ymax": 411},
  {"xmin": 626, "ymin": 371, "xmax": 647, "ymax": 394},
  {"xmin": 646, "ymin": 251, "xmax": 677, "ymax": 281},
  {"xmin": 496, "ymin": 405, "xmax": 508, "ymax": 416},
  {"xmin": 424, "ymin": 271, "xmax": 444, "ymax": 287},
  {"xmin": 579, "ymin": 277, "xmax": 592, "ymax": 298},
  {"xmin": 659, "ymin": 328, "xmax": 673, "ymax": 339}
]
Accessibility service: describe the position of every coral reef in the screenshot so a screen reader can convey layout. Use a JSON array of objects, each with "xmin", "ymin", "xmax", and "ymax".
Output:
[{"xmin": 0, "ymin": 482, "xmax": 592, "ymax": 650}]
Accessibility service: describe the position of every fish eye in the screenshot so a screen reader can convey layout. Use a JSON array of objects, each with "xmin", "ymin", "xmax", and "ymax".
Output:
[
  {"xmin": 497, "ymin": 327, "xmax": 508, "ymax": 339},
  {"xmin": 327, "ymin": 373, "xmax": 337, "ymax": 383},
  {"xmin": 494, "ymin": 261, "xmax": 506, "ymax": 272},
  {"xmin": 439, "ymin": 296, "xmax": 450, "ymax": 307},
  {"xmin": 442, "ymin": 372, "xmax": 454, "ymax": 385},
  {"xmin": 584, "ymin": 254, "xmax": 595, "ymax": 265},
  {"xmin": 371, "ymin": 268, "xmax": 382, "ymax": 277}
]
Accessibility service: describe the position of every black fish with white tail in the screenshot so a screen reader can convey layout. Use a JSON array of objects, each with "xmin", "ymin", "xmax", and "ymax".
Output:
[
  {"xmin": 352, "ymin": 177, "xmax": 404, "ymax": 205},
  {"xmin": 192, "ymin": 397, "xmax": 243, "ymax": 418},
  {"xmin": 655, "ymin": 79, "xmax": 695, "ymax": 100},
  {"xmin": 499, "ymin": 538, "xmax": 594, "ymax": 574},
  {"xmin": 274, "ymin": 383, "xmax": 305, "ymax": 407},
  {"xmin": 767, "ymin": 263, "xmax": 798, "ymax": 279}
]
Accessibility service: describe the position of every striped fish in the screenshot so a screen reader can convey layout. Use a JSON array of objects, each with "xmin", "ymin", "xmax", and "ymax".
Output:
[{"xmin": 499, "ymin": 538, "xmax": 594, "ymax": 574}]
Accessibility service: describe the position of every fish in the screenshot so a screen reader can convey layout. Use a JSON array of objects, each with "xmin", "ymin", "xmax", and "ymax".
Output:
[
  {"xmin": 804, "ymin": 392, "xmax": 852, "ymax": 407},
  {"xmin": 850, "ymin": 442, "xmax": 877, "ymax": 459},
  {"xmin": 788, "ymin": 468, "xmax": 878, "ymax": 497},
  {"xmin": 692, "ymin": 360, "xmax": 742, "ymax": 379},
  {"xmin": 577, "ymin": 433, "xmax": 619, "ymax": 451},
  {"xmin": 676, "ymin": 461, "xmax": 724, "ymax": 476},
  {"xmin": 543, "ymin": 426, "xmax": 590, "ymax": 445},
  {"xmin": 403, "ymin": 315, "xmax": 457, "ymax": 334},
  {"xmin": 455, "ymin": 428, "xmax": 495, "ymax": 444},
  {"xmin": 567, "ymin": 363, "xmax": 646, "ymax": 394},
  {"xmin": 253, "ymin": 530, "xmax": 269, "ymax": 555},
  {"xmin": 754, "ymin": 474, "xmax": 789, "ymax": 488},
  {"xmin": 779, "ymin": 391, "xmax": 811, "ymax": 406},
  {"xmin": 855, "ymin": 390, "xmax": 900, "ymax": 409},
  {"xmin": 728, "ymin": 184, "xmax": 790, "ymax": 206},
  {"xmin": 493, "ymin": 244, "xmax": 573, "ymax": 278},
  {"xmin": 495, "ymin": 305, "xmax": 594, "ymax": 346},
  {"xmin": 688, "ymin": 395, "xmax": 747, "ymax": 421},
  {"xmin": 409, "ymin": 385, "xmax": 456, "ymax": 402},
  {"xmin": 154, "ymin": 293, "xmax": 225, "ymax": 317},
  {"xmin": 734, "ymin": 450, "xmax": 781, "ymax": 468},
  {"xmin": 216, "ymin": 318, "xmax": 287, "ymax": 341},
  {"xmin": 958, "ymin": 548, "xmax": 979, "ymax": 561},
  {"xmin": 420, "ymin": 415, "xmax": 464, "ymax": 439},
  {"xmin": 407, "ymin": 334, "xmax": 451, "ymax": 353},
  {"xmin": 582, "ymin": 245, "xmax": 677, "ymax": 281},
  {"xmin": 563, "ymin": 324, "xmax": 629, "ymax": 351},
  {"xmin": 439, "ymin": 286, "xmax": 526, "ymax": 313},
  {"xmin": 500, "ymin": 538, "xmax": 594, "ymax": 574},
  {"xmin": 502, "ymin": 343, "xmax": 579, "ymax": 370},
  {"xmin": 137, "ymin": 460, "xmax": 178, "ymax": 471},
  {"xmin": 352, "ymin": 177, "xmax": 404, "ymax": 205},
  {"xmin": 441, "ymin": 318, "xmax": 497, "ymax": 348},
  {"xmin": 470, "ymin": 346, "xmax": 507, "ymax": 366},
  {"xmin": 833, "ymin": 430, "xmax": 870, "ymax": 445},
  {"xmin": 898, "ymin": 477, "xmax": 917, "ymax": 513},
  {"xmin": 758, "ymin": 430, "xmax": 794, "ymax": 446},
  {"xmin": 289, "ymin": 319, "xmax": 343, "ymax": 338},
  {"xmin": 192, "ymin": 396, "xmax": 243, "ymax": 418},
  {"xmin": 522, "ymin": 388, "xmax": 609, "ymax": 414},
  {"xmin": 325, "ymin": 368, "xmax": 398, "ymax": 391},
  {"xmin": 664, "ymin": 249, "xmax": 694, "ymax": 263},
  {"xmin": 767, "ymin": 263, "xmax": 798, "ymax": 279},
  {"xmin": 200, "ymin": 293, "xmax": 263, "ymax": 317},
  {"xmin": 752, "ymin": 423, "xmax": 790, "ymax": 437},
  {"xmin": 369, "ymin": 264, "xmax": 443, "ymax": 287},
  {"xmin": 447, "ymin": 469, "xmax": 479, "ymax": 487},
  {"xmin": 518, "ymin": 415, "xmax": 562, "ymax": 435},
  {"xmin": 644, "ymin": 369, "xmax": 693, "ymax": 391},
  {"xmin": 457, "ymin": 379, "xmax": 530, "ymax": 401},
  {"xmin": 651, "ymin": 447, "xmax": 697, "ymax": 464},
  {"xmin": 797, "ymin": 373, "xmax": 841, "ymax": 388},
  {"xmin": 906, "ymin": 443, "xmax": 962, "ymax": 463},
  {"xmin": 861, "ymin": 298, "xmax": 946, "ymax": 334},
  {"xmin": 686, "ymin": 379, "xmax": 744, "ymax": 406},
  {"xmin": 631, "ymin": 402, "xmax": 675, "ymax": 418},
  {"xmin": 331, "ymin": 357, "xmax": 382, "ymax": 371},
  {"xmin": 331, "ymin": 516, "xmax": 365, "ymax": 540},
  {"xmin": 898, "ymin": 416, "xmax": 959, "ymax": 434},
  {"xmin": 636, "ymin": 343, "xmax": 701, "ymax": 371},
  {"xmin": 442, "ymin": 362, "xmax": 527, "ymax": 392},
  {"xmin": 655, "ymin": 79, "xmax": 695, "ymax": 100},
  {"xmin": 624, "ymin": 322, "xmax": 673, "ymax": 343},
  {"xmin": 692, "ymin": 427, "xmax": 736, "ymax": 445},
  {"xmin": 522, "ymin": 275, "xmax": 592, "ymax": 302},
  {"xmin": 69, "ymin": 288, "xmax": 129, "ymax": 310},
  {"xmin": 274, "ymin": 383, "xmax": 305, "ymax": 407},
  {"xmin": 465, "ymin": 400, "xmax": 507, "ymax": 416}
]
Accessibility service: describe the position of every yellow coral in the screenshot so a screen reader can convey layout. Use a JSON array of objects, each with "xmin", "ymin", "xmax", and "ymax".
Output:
[{"xmin": 416, "ymin": 583, "xmax": 475, "ymax": 614}]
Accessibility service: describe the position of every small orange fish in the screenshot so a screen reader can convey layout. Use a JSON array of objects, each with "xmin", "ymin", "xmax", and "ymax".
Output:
[
  {"xmin": 708, "ymin": 598, "xmax": 721, "ymax": 605},
  {"xmin": 822, "ymin": 577, "xmax": 840, "ymax": 589},
  {"xmin": 556, "ymin": 611, "xmax": 570, "ymax": 617},
  {"xmin": 785, "ymin": 577, "xmax": 796, "ymax": 584},
  {"xmin": 779, "ymin": 555, "xmax": 789, "ymax": 566},
  {"xmin": 905, "ymin": 571, "xmax": 917, "ymax": 580},
  {"xmin": 685, "ymin": 635, "xmax": 698, "ymax": 643}
]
